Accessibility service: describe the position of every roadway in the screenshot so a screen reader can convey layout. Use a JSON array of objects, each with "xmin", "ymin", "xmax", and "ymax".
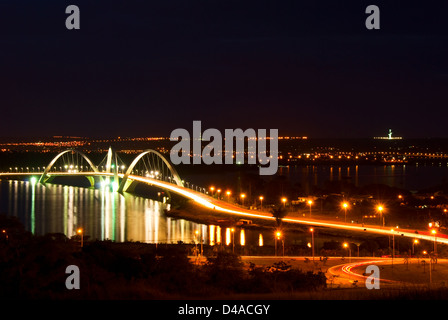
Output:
[
  {"xmin": 128, "ymin": 174, "xmax": 448, "ymax": 245},
  {"xmin": 326, "ymin": 258, "xmax": 398, "ymax": 288}
]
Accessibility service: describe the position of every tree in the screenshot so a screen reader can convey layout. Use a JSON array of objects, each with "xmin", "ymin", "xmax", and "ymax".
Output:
[{"xmin": 270, "ymin": 205, "xmax": 288, "ymax": 227}]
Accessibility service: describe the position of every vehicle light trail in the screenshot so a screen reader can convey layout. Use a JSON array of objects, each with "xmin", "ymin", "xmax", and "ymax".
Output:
[
  {"xmin": 328, "ymin": 259, "xmax": 400, "ymax": 285},
  {"xmin": 341, "ymin": 260, "xmax": 398, "ymax": 284},
  {"xmin": 130, "ymin": 175, "xmax": 448, "ymax": 245}
]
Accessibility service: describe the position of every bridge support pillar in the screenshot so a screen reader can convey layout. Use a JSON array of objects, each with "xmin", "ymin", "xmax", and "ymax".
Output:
[
  {"xmin": 119, "ymin": 179, "xmax": 137, "ymax": 193},
  {"xmin": 86, "ymin": 176, "xmax": 102, "ymax": 188},
  {"xmin": 106, "ymin": 146, "xmax": 120, "ymax": 192}
]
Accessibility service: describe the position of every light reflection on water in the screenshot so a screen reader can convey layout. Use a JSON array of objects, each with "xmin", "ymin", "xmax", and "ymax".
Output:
[{"xmin": 0, "ymin": 180, "xmax": 269, "ymax": 248}]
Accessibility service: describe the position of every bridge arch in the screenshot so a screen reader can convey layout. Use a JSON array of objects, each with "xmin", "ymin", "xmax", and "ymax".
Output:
[
  {"xmin": 38, "ymin": 149, "xmax": 100, "ymax": 185},
  {"xmin": 118, "ymin": 149, "xmax": 183, "ymax": 193}
]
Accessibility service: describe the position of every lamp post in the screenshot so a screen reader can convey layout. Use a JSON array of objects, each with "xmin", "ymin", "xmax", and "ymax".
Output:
[
  {"xmin": 343, "ymin": 242, "xmax": 351, "ymax": 263},
  {"xmin": 77, "ymin": 228, "xmax": 83, "ymax": 248},
  {"xmin": 431, "ymin": 228, "xmax": 437, "ymax": 263},
  {"xmin": 377, "ymin": 205, "xmax": 384, "ymax": 227},
  {"xmin": 310, "ymin": 228, "xmax": 315, "ymax": 262},
  {"xmin": 342, "ymin": 202, "xmax": 349, "ymax": 223},
  {"xmin": 240, "ymin": 193, "xmax": 246, "ymax": 206},
  {"xmin": 259, "ymin": 196, "xmax": 264, "ymax": 210},
  {"xmin": 390, "ymin": 228, "xmax": 395, "ymax": 268},
  {"xmin": 281, "ymin": 197, "xmax": 287, "ymax": 208},
  {"xmin": 308, "ymin": 200, "xmax": 313, "ymax": 218},
  {"xmin": 2, "ymin": 229, "xmax": 8, "ymax": 242},
  {"xmin": 275, "ymin": 231, "xmax": 283, "ymax": 257},
  {"xmin": 226, "ymin": 191, "xmax": 231, "ymax": 202},
  {"xmin": 231, "ymin": 228, "xmax": 235, "ymax": 253},
  {"xmin": 423, "ymin": 250, "xmax": 432, "ymax": 286},
  {"xmin": 275, "ymin": 231, "xmax": 279, "ymax": 256},
  {"xmin": 412, "ymin": 239, "xmax": 419, "ymax": 255}
]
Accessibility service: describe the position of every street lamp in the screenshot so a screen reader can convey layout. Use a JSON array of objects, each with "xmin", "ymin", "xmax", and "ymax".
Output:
[
  {"xmin": 431, "ymin": 228, "xmax": 437, "ymax": 258},
  {"xmin": 210, "ymin": 186, "xmax": 215, "ymax": 196},
  {"xmin": 240, "ymin": 193, "xmax": 246, "ymax": 206},
  {"xmin": 308, "ymin": 200, "xmax": 313, "ymax": 218},
  {"xmin": 412, "ymin": 239, "xmax": 419, "ymax": 255},
  {"xmin": 281, "ymin": 197, "xmax": 287, "ymax": 208},
  {"xmin": 77, "ymin": 228, "xmax": 83, "ymax": 248},
  {"xmin": 310, "ymin": 228, "xmax": 315, "ymax": 262},
  {"xmin": 259, "ymin": 196, "xmax": 264, "ymax": 210},
  {"xmin": 342, "ymin": 202, "xmax": 349, "ymax": 223},
  {"xmin": 275, "ymin": 231, "xmax": 283, "ymax": 257},
  {"xmin": 377, "ymin": 205, "xmax": 384, "ymax": 226},
  {"xmin": 226, "ymin": 190, "xmax": 231, "ymax": 202},
  {"xmin": 343, "ymin": 242, "xmax": 351, "ymax": 262},
  {"xmin": 390, "ymin": 228, "xmax": 395, "ymax": 268},
  {"xmin": 2, "ymin": 229, "xmax": 8, "ymax": 242},
  {"xmin": 422, "ymin": 250, "xmax": 433, "ymax": 285},
  {"xmin": 231, "ymin": 228, "xmax": 235, "ymax": 253}
]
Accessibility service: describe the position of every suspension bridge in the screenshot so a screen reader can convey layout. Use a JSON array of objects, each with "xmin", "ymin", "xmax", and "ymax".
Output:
[{"xmin": 1, "ymin": 147, "xmax": 448, "ymax": 246}]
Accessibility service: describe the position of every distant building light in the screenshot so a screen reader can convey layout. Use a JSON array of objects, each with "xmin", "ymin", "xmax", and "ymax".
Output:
[{"xmin": 374, "ymin": 129, "xmax": 402, "ymax": 140}]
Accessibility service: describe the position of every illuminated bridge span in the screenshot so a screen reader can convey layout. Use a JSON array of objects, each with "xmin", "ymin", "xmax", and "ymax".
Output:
[
  {"xmin": 18, "ymin": 147, "xmax": 184, "ymax": 192},
  {"xmin": 1, "ymin": 148, "xmax": 448, "ymax": 246},
  {"xmin": 1, "ymin": 147, "xmax": 191, "ymax": 196}
]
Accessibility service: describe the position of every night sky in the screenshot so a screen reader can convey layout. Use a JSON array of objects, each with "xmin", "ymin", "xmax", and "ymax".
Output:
[{"xmin": 0, "ymin": 1, "xmax": 447, "ymax": 139}]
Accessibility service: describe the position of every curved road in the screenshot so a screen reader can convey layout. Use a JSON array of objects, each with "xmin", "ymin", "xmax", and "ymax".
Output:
[{"xmin": 327, "ymin": 258, "xmax": 400, "ymax": 288}]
